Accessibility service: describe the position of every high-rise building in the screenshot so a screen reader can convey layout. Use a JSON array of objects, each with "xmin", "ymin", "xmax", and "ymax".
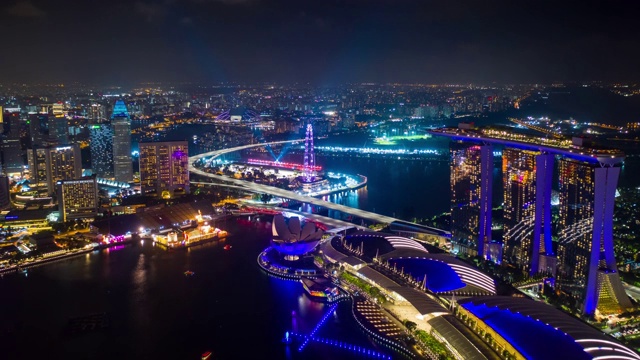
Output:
[
  {"xmin": 435, "ymin": 126, "xmax": 631, "ymax": 315},
  {"xmin": 111, "ymin": 100, "xmax": 132, "ymax": 183},
  {"xmin": 139, "ymin": 141, "xmax": 189, "ymax": 197},
  {"xmin": 45, "ymin": 145, "xmax": 82, "ymax": 194},
  {"xmin": 0, "ymin": 175, "xmax": 9, "ymax": 210},
  {"xmin": 501, "ymin": 148, "xmax": 537, "ymax": 271},
  {"xmin": 89, "ymin": 123, "xmax": 114, "ymax": 178},
  {"xmin": 48, "ymin": 114, "xmax": 68, "ymax": 145},
  {"xmin": 556, "ymin": 158, "xmax": 632, "ymax": 314},
  {"xmin": 28, "ymin": 113, "xmax": 48, "ymax": 147},
  {"xmin": 89, "ymin": 103, "xmax": 105, "ymax": 125},
  {"xmin": 449, "ymin": 142, "xmax": 492, "ymax": 256},
  {"xmin": 27, "ymin": 147, "xmax": 48, "ymax": 188},
  {"xmin": 52, "ymin": 102, "xmax": 64, "ymax": 117},
  {"xmin": 1, "ymin": 111, "xmax": 24, "ymax": 174},
  {"xmin": 557, "ymin": 159, "xmax": 594, "ymax": 289},
  {"xmin": 56, "ymin": 177, "xmax": 98, "ymax": 222}
]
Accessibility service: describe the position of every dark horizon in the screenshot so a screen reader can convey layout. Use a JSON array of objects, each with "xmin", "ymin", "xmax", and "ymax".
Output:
[{"xmin": 1, "ymin": 0, "xmax": 640, "ymax": 86}]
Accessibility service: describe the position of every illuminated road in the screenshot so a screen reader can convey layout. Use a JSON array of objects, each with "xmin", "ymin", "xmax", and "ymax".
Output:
[
  {"xmin": 623, "ymin": 282, "xmax": 640, "ymax": 301},
  {"xmin": 240, "ymin": 204, "xmax": 369, "ymax": 231},
  {"xmin": 189, "ymin": 140, "xmax": 400, "ymax": 224}
]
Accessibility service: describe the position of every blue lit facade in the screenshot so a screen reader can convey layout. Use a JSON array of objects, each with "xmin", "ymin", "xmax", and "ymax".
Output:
[
  {"xmin": 460, "ymin": 302, "xmax": 590, "ymax": 360},
  {"xmin": 89, "ymin": 124, "xmax": 114, "ymax": 178},
  {"xmin": 271, "ymin": 214, "xmax": 323, "ymax": 258},
  {"xmin": 387, "ymin": 258, "xmax": 465, "ymax": 292},
  {"xmin": 457, "ymin": 297, "xmax": 639, "ymax": 359}
]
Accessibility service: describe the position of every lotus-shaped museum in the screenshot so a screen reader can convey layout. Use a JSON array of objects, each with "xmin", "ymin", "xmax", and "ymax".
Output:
[{"xmin": 271, "ymin": 214, "xmax": 323, "ymax": 260}]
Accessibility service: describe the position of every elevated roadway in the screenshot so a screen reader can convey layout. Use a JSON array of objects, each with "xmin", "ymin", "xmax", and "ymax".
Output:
[{"xmin": 189, "ymin": 140, "xmax": 399, "ymax": 224}]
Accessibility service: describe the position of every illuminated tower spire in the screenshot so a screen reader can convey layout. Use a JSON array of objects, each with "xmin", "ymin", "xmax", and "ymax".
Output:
[{"xmin": 303, "ymin": 121, "xmax": 315, "ymax": 182}]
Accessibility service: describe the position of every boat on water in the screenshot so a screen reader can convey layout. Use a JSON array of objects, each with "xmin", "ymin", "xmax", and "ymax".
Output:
[
  {"xmin": 184, "ymin": 271, "xmax": 195, "ymax": 277},
  {"xmin": 201, "ymin": 351, "xmax": 212, "ymax": 360},
  {"xmin": 224, "ymin": 245, "xmax": 232, "ymax": 250}
]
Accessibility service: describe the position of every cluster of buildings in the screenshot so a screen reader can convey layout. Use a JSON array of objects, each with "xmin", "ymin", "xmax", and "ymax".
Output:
[
  {"xmin": 0, "ymin": 99, "xmax": 190, "ymax": 230},
  {"xmin": 438, "ymin": 124, "xmax": 632, "ymax": 317}
]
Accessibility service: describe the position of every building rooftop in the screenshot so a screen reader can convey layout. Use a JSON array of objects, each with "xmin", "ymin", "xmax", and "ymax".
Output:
[
  {"xmin": 386, "ymin": 286, "xmax": 448, "ymax": 317},
  {"xmin": 387, "ymin": 257, "xmax": 466, "ymax": 293},
  {"xmin": 430, "ymin": 127, "xmax": 625, "ymax": 164},
  {"xmin": 458, "ymin": 296, "xmax": 640, "ymax": 360},
  {"xmin": 357, "ymin": 266, "xmax": 401, "ymax": 289},
  {"xmin": 381, "ymin": 253, "xmax": 496, "ymax": 294},
  {"xmin": 111, "ymin": 100, "xmax": 130, "ymax": 119},
  {"xmin": 428, "ymin": 316, "xmax": 488, "ymax": 360},
  {"xmin": 91, "ymin": 201, "xmax": 214, "ymax": 235}
]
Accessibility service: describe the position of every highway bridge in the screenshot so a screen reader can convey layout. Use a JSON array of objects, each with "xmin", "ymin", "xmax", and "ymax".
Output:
[{"xmin": 189, "ymin": 140, "xmax": 400, "ymax": 224}]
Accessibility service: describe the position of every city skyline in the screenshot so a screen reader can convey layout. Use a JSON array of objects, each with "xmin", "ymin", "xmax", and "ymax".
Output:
[
  {"xmin": 1, "ymin": 36, "xmax": 640, "ymax": 357},
  {"xmin": 1, "ymin": 1, "xmax": 640, "ymax": 85}
]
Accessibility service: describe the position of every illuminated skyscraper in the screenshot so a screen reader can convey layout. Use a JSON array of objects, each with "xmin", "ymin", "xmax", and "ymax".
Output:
[
  {"xmin": 139, "ymin": 141, "xmax": 189, "ymax": 197},
  {"xmin": 1, "ymin": 111, "xmax": 24, "ymax": 174},
  {"xmin": 502, "ymin": 148, "xmax": 537, "ymax": 270},
  {"xmin": 435, "ymin": 126, "xmax": 630, "ymax": 315},
  {"xmin": 56, "ymin": 177, "xmax": 98, "ymax": 222},
  {"xmin": 45, "ymin": 145, "xmax": 82, "ymax": 195},
  {"xmin": 89, "ymin": 123, "xmax": 114, "ymax": 178},
  {"xmin": 557, "ymin": 159, "xmax": 594, "ymax": 288},
  {"xmin": 0, "ymin": 175, "xmax": 9, "ymax": 210},
  {"xmin": 501, "ymin": 148, "xmax": 555, "ymax": 275},
  {"xmin": 557, "ymin": 158, "xmax": 632, "ymax": 315},
  {"xmin": 27, "ymin": 147, "xmax": 48, "ymax": 188},
  {"xmin": 88, "ymin": 103, "xmax": 105, "ymax": 125},
  {"xmin": 450, "ymin": 142, "xmax": 492, "ymax": 256},
  {"xmin": 111, "ymin": 100, "xmax": 132, "ymax": 183}
]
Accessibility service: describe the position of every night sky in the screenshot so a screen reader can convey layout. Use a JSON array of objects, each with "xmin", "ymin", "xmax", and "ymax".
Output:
[{"xmin": 1, "ymin": 0, "xmax": 639, "ymax": 85}]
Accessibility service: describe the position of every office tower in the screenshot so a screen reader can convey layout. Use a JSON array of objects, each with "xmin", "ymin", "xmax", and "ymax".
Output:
[
  {"xmin": 557, "ymin": 159, "xmax": 595, "ymax": 289},
  {"xmin": 1, "ymin": 111, "xmax": 24, "ymax": 174},
  {"xmin": 52, "ymin": 102, "xmax": 64, "ymax": 117},
  {"xmin": 0, "ymin": 175, "xmax": 9, "ymax": 210},
  {"xmin": 111, "ymin": 100, "xmax": 132, "ymax": 183},
  {"xmin": 89, "ymin": 103, "xmax": 105, "ymax": 125},
  {"xmin": 56, "ymin": 177, "xmax": 98, "ymax": 222},
  {"xmin": 557, "ymin": 158, "xmax": 632, "ymax": 315},
  {"xmin": 139, "ymin": 141, "xmax": 189, "ymax": 197},
  {"xmin": 27, "ymin": 148, "xmax": 48, "ymax": 188},
  {"xmin": 501, "ymin": 148, "xmax": 537, "ymax": 271},
  {"xmin": 89, "ymin": 123, "xmax": 114, "ymax": 178},
  {"xmin": 45, "ymin": 145, "xmax": 82, "ymax": 194},
  {"xmin": 48, "ymin": 114, "xmax": 68, "ymax": 145},
  {"xmin": 450, "ymin": 142, "xmax": 479, "ymax": 256},
  {"xmin": 449, "ymin": 142, "xmax": 492, "ymax": 257},
  {"xmin": 28, "ymin": 113, "xmax": 49, "ymax": 148}
]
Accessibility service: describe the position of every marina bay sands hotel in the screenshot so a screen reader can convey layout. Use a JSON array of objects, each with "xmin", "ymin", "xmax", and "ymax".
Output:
[{"xmin": 431, "ymin": 124, "xmax": 632, "ymax": 316}]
